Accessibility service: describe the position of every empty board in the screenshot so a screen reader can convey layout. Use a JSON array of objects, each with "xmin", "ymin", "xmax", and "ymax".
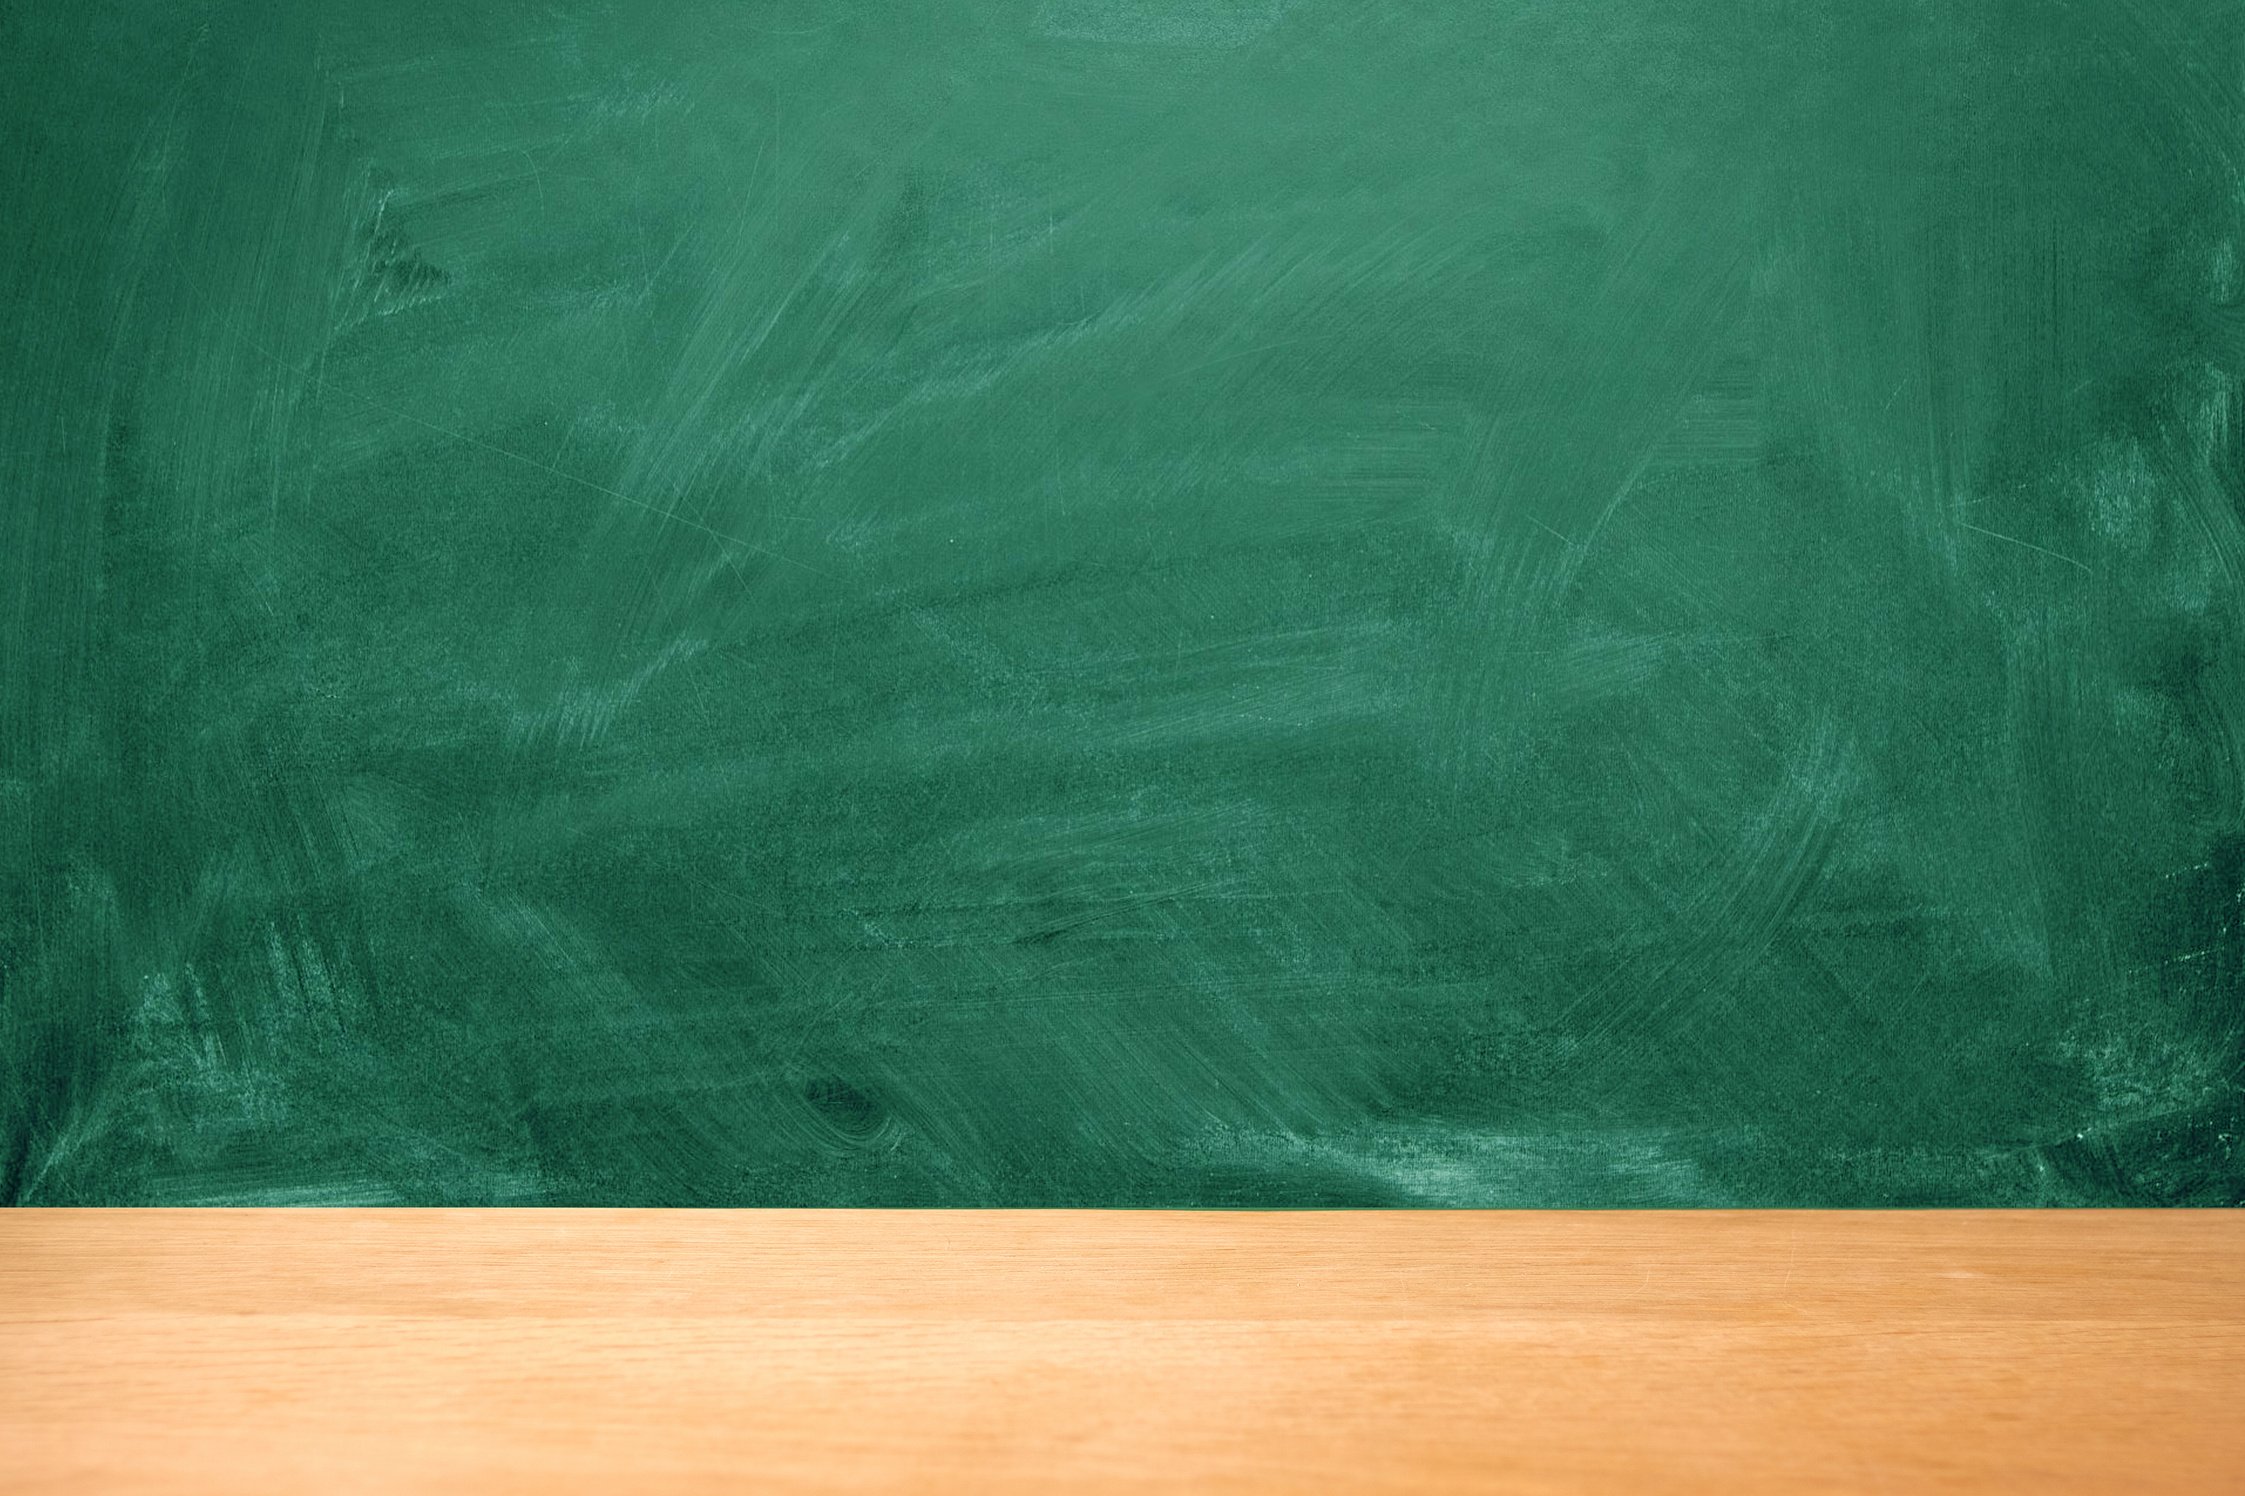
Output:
[{"xmin": 3, "ymin": 0, "xmax": 2241, "ymax": 1205}]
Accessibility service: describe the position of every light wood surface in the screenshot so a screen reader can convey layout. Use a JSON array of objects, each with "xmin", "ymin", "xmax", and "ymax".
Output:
[{"xmin": 3, "ymin": 1211, "xmax": 2239, "ymax": 1493}]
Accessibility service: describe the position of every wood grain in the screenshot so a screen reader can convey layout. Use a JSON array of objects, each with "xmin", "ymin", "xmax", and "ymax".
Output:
[{"xmin": 2, "ymin": 1211, "xmax": 2239, "ymax": 1493}]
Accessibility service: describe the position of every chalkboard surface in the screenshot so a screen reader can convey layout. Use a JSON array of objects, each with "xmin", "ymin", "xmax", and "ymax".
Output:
[{"xmin": 5, "ymin": 0, "xmax": 2240, "ymax": 1206}]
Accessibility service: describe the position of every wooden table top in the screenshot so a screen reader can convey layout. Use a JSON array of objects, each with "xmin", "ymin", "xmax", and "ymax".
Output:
[{"xmin": 3, "ymin": 1210, "xmax": 2239, "ymax": 1493}]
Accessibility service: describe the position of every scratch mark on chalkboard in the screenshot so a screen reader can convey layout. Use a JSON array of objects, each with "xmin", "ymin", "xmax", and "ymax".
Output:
[{"xmin": 1960, "ymin": 522, "xmax": 2091, "ymax": 573}]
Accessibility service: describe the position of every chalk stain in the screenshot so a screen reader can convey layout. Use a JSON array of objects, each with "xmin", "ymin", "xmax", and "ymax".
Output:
[{"xmin": 272, "ymin": 342, "xmax": 836, "ymax": 582}]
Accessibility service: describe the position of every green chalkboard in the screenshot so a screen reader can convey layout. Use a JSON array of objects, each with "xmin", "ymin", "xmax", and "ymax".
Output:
[{"xmin": 4, "ymin": 0, "xmax": 2241, "ymax": 1206}]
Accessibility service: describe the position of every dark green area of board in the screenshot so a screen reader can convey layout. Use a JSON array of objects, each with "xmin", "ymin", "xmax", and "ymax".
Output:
[{"xmin": 5, "ymin": 0, "xmax": 2242, "ymax": 1205}]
